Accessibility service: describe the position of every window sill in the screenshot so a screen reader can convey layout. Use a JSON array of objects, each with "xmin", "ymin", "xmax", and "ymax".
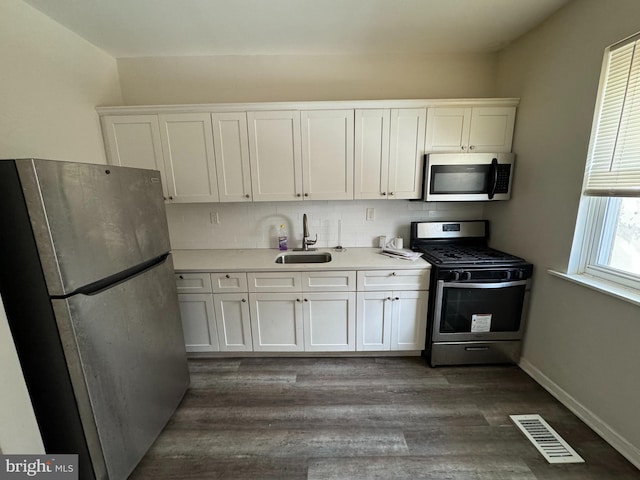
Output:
[{"xmin": 548, "ymin": 270, "xmax": 640, "ymax": 307}]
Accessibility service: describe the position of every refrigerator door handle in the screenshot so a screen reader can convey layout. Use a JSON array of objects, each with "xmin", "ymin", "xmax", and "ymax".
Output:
[{"xmin": 52, "ymin": 253, "xmax": 170, "ymax": 299}]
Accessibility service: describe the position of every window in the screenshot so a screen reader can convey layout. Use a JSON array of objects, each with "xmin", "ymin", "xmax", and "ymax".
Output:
[{"xmin": 570, "ymin": 33, "xmax": 640, "ymax": 295}]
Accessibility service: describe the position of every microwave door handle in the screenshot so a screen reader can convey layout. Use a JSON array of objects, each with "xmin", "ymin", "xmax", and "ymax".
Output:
[{"xmin": 488, "ymin": 157, "xmax": 499, "ymax": 199}]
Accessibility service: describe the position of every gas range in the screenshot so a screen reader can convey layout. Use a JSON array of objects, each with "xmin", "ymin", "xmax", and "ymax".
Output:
[
  {"xmin": 410, "ymin": 220, "xmax": 533, "ymax": 281},
  {"xmin": 410, "ymin": 220, "xmax": 534, "ymax": 367}
]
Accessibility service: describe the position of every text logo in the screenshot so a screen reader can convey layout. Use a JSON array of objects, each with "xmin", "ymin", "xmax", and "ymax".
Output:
[{"xmin": 0, "ymin": 455, "xmax": 77, "ymax": 480}]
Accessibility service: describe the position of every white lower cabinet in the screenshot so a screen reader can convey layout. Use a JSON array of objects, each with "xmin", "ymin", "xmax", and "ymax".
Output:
[
  {"xmin": 356, "ymin": 291, "xmax": 393, "ymax": 351},
  {"xmin": 213, "ymin": 293, "xmax": 252, "ymax": 351},
  {"xmin": 249, "ymin": 293, "xmax": 304, "ymax": 352},
  {"xmin": 303, "ymin": 292, "xmax": 356, "ymax": 352},
  {"xmin": 356, "ymin": 290, "xmax": 428, "ymax": 351},
  {"xmin": 356, "ymin": 270, "xmax": 429, "ymax": 352},
  {"xmin": 176, "ymin": 268, "xmax": 428, "ymax": 354},
  {"xmin": 249, "ymin": 271, "xmax": 357, "ymax": 352},
  {"xmin": 177, "ymin": 293, "xmax": 219, "ymax": 352},
  {"xmin": 390, "ymin": 290, "xmax": 428, "ymax": 350}
]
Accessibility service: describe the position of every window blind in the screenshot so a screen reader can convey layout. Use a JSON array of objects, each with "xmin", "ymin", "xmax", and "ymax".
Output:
[{"xmin": 584, "ymin": 36, "xmax": 640, "ymax": 197}]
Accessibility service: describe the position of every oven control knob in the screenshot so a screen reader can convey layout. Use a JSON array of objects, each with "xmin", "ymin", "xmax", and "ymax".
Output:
[
  {"xmin": 462, "ymin": 271, "xmax": 472, "ymax": 281},
  {"xmin": 450, "ymin": 271, "xmax": 461, "ymax": 281},
  {"xmin": 516, "ymin": 269, "xmax": 525, "ymax": 280}
]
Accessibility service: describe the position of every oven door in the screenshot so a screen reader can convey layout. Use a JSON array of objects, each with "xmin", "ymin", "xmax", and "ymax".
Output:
[{"xmin": 432, "ymin": 279, "xmax": 529, "ymax": 342}]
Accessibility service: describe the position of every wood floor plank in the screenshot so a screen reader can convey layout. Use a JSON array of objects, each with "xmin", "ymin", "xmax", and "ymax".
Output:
[
  {"xmin": 166, "ymin": 403, "xmax": 488, "ymax": 430},
  {"xmin": 307, "ymin": 455, "xmax": 537, "ymax": 480}
]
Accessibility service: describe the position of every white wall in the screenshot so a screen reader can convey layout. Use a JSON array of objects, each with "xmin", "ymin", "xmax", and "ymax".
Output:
[
  {"xmin": 0, "ymin": 0, "xmax": 123, "ymax": 453},
  {"xmin": 488, "ymin": 0, "xmax": 640, "ymax": 467},
  {"xmin": 167, "ymin": 200, "xmax": 483, "ymax": 250},
  {"xmin": 117, "ymin": 53, "xmax": 497, "ymax": 105}
]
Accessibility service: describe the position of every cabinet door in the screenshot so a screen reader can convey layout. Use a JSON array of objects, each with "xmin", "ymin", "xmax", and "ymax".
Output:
[
  {"xmin": 159, "ymin": 113, "xmax": 219, "ymax": 202},
  {"xmin": 177, "ymin": 294, "xmax": 219, "ymax": 352},
  {"xmin": 356, "ymin": 291, "xmax": 393, "ymax": 351},
  {"xmin": 303, "ymin": 292, "xmax": 356, "ymax": 352},
  {"xmin": 391, "ymin": 290, "xmax": 428, "ymax": 351},
  {"xmin": 213, "ymin": 293, "xmax": 252, "ymax": 351},
  {"xmin": 468, "ymin": 107, "xmax": 515, "ymax": 153},
  {"xmin": 212, "ymin": 112, "xmax": 253, "ymax": 202},
  {"xmin": 354, "ymin": 109, "xmax": 390, "ymax": 199},
  {"xmin": 301, "ymin": 110, "xmax": 354, "ymax": 200},
  {"xmin": 101, "ymin": 115, "xmax": 168, "ymax": 197},
  {"xmin": 425, "ymin": 107, "xmax": 471, "ymax": 153},
  {"xmin": 249, "ymin": 293, "xmax": 304, "ymax": 351},
  {"xmin": 247, "ymin": 111, "xmax": 302, "ymax": 201},
  {"xmin": 388, "ymin": 108, "xmax": 426, "ymax": 199}
]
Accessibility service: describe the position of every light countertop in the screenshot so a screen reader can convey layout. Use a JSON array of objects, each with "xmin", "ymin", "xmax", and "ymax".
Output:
[{"xmin": 171, "ymin": 247, "xmax": 431, "ymax": 272}]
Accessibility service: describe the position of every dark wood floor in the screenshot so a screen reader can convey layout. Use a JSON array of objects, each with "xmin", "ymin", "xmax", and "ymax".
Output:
[{"xmin": 130, "ymin": 357, "xmax": 640, "ymax": 479}]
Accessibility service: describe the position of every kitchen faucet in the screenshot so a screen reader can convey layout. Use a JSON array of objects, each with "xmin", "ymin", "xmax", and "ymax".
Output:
[{"xmin": 295, "ymin": 213, "xmax": 317, "ymax": 251}]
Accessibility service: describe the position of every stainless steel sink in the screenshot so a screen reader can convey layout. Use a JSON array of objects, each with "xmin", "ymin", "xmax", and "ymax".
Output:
[{"xmin": 275, "ymin": 252, "xmax": 332, "ymax": 264}]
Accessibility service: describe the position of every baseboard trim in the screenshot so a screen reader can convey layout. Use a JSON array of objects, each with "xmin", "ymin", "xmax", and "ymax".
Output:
[{"xmin": 519, "ymin": 357, "xmax": 640, "ymax": 470}]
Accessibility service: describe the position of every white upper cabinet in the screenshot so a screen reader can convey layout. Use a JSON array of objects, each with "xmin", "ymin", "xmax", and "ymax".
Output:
[
  {"xmin": 301, "ymin": 110, "xmax": 354, "ymax": 200},
  {"xmin": 354, "ymin": 109, "xmax": 390, "ymax": 199},
  {"xmin": 425, "ymin": 106, "xmax": 515, "ymax": 153},
  {"xmin": 158, "ymin": 113, "xmax": 219, "ymax": 202},
  {"xmin": 247, "ymin": 110, "xmax": 303, "ymax": 201},
  {"xmin": 388, "ymin": 108, "xmax": 426, "ymax": 199},
  {"xmin": 211, "ymin": 112, "xmax": 253, "ymax": 202},
  {"xmin": 355, "ymin": 108, "xmax": 425, "ymax": 200},
  {"xmin": 102, "ymin": 115, "xmax": 168, "ymax": 197}
]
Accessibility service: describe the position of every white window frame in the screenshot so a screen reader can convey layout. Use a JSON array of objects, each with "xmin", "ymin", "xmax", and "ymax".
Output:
[{"xmin": 568, "ymin": 33, "xmax": 640, "ymax": 297}]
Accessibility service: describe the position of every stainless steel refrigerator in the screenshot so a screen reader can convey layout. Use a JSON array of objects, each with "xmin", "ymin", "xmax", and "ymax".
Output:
[{"xmin": 0, "ymin": 159, "xmax": 190, "ymax": 480}]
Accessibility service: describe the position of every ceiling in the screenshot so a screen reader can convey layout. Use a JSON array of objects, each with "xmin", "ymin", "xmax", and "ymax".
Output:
[{"xmin": 22, "ymin": 0, "xmax": 571, "ymax": 58}]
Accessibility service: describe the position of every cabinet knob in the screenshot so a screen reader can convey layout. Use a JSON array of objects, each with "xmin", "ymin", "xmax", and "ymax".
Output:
[
  {"xmin": 179, "ymin": 275, "xmax": 184, "ymax": 279},
  {"xmin": 381, "ymin": 192, "xmax": 387, "ymax": 196},
  {"xmin": 245, "ymin": 194, "xmax": 250, "ymax": 198},
  {"xmin": 391, "ymin": 272, "xmax": 397, "ymax": 276},
  {"xmin": 296, "ymin": 298, "xmax": 301, "ymax": 302},
  {"xmin": 386, "ymin": 297, "xmax": 392, "ymax": 301},
  {"xmin": 242, "ymin": 298, "xmax": 247, "ymax": 303},
  {"xmin": 169, "ymin": 196, "xmax": 174, "ymax": 200},
  {"xmin": 394, "ymin": 297, "xmax": 400, "ymax": 301},
  {"xmin": 389, "ymin": 192, "xmax": 394, "ymax": 196},
  {"xmin": 225, "ymin": 274, "xmax": 230, "ymax": 278},
  {"xmin": 296, "ymin": 193, "xmax": 301, "ymax": 197},
  {"xmin": 469, "ymin": 145, "xmax": 475, "ymax": 151},
  {"xmin": 304, "ymin": 193, "xmax": 309, "ymax": 197},
  {"xmin": 304, "ymin": 298, "xmax": 308, "ymax": 302}
]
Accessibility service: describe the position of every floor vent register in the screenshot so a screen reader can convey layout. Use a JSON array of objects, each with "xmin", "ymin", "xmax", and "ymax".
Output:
[{"xmin": 510, "ymin": 414, "xmax": 585, "ymax": 464}]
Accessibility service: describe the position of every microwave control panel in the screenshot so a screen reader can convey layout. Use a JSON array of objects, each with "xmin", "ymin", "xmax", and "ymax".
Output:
[{"xmin": 495, "ymin": 165, "xmax": 512, "ymax": 193}]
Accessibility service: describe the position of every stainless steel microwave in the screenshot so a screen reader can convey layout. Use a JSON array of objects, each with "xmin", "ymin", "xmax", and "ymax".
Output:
[{"xmin": 423, "ymin": 153, "xmax": 515, "ymax": 202}]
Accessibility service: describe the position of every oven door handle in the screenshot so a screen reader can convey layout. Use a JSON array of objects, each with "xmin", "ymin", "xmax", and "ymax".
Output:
[{"xmin": 441, "ymin": 280, "xmax": 529, "ymax": 289}]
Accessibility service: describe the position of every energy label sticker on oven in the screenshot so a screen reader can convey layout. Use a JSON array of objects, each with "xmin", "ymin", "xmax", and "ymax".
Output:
[{"xmin": 471, "ymin": 314, "xmax": 492, "ymax": 332}]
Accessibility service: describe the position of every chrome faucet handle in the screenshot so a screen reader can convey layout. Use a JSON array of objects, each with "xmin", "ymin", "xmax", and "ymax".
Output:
[{"xmin": 306, "ymin": 234, "xmax": 317, "ymax": 246}]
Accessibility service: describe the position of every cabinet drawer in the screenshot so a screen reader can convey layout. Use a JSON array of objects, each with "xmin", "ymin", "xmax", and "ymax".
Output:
[
  {"xmin": 247, "ymin": 272, "xmax": 302, "ymax": 292},
  {"xmin": 302, "ymin": 271, "xmax": 356, "ymax": 292},
  {"xmin": 211, "ymin": 272, "xmax": 248, "ymax": 293},
  {"xmin": 175, "ymin": 273, "xmax": 213, "ymax": 294},
  {"xmin": 357, "ymin": 270, "xmax": 429, "ymax": 291}
]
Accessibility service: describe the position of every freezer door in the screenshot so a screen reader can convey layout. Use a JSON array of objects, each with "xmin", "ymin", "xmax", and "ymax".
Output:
[
  {"xmin": 16, "ymin": 159, "xmax": 171, "ymax": 296},
  {"xmin": 51, "ymin": 255, "xmax": 189, "ymax": 480}
]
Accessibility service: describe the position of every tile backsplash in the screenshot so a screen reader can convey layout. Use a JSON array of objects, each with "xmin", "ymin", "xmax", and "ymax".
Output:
[{"xmin": 166, "ymin": 200, "xmax": 484, "ymax": 250}]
